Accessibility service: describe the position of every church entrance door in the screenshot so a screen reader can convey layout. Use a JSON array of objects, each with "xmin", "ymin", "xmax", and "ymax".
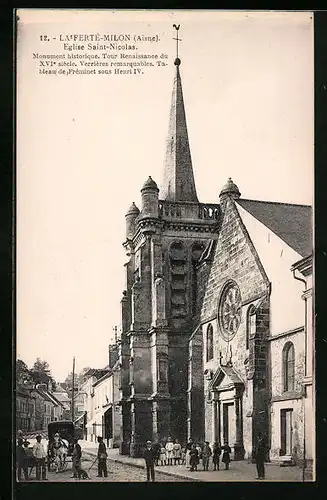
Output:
[{"xmin": 222, "ymin": 402, "xmax": 235, "ymax": 447}]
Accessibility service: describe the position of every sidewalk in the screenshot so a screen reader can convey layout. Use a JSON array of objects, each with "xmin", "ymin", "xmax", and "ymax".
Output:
[{"xmin": 79, "ymin": 440, "xmax": 306, "ymax": 482}]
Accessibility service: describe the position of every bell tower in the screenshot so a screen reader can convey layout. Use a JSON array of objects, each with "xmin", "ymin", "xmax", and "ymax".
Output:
[{"xmin": 118, "ymin": 25, "xmax": 222, "ymax": 456}]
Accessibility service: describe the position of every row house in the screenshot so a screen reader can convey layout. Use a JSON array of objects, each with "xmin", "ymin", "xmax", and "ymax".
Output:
[
  {"xmin": 78, "ymin": 368, "xmax": 109, "ymax": 443},
  {"xmin": 16, "ymin": 387, "xmax": 36, "ymax": 432},
  {"xmin": 52, "ymin": 389, "xmax": 71, "ymax": 420},
  {"xmin": 29, "ymin": 384, "xmax": 65, "ymax": 430},
  {"xmin": 92, "ymin": 363, "xmax": 120, "ymax": 448}
]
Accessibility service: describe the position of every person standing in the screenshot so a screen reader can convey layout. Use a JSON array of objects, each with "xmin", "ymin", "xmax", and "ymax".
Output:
[
  {"xmin": 173, "ymin": 439, "xmax": 182, "ymax": 465},
  {"xmin": 17, "ymin": 438, "xmax": 29, "ymax": 481},
  {"xmin": 97, "ymin": 437, "xmax": 108, "ymax": 478},
  {"xmin": 212, "ymin": 441, "xmax": 221, "ymax": 471},
  {"xmin": 152, "ymin": 439, "xmax": 161, "ymax": 467},
  {"xmin": 143, "ymin": 440, "xmax": 155, "ymax": 482},
  {"xmin": 32, "ymin": 435, "xmax": 47, "ymax": 481},
  {"xmin": 71, "ymin": 438, "xmax": 82, "ymax": 479},
  {"xmin": 165, "ymin": 437, "xmax": 174, "ymax": 466},
  {"xmin": 189, "ymin": 444, "xmax": 199, "ymax": 472},
  {"xmin": 221, "ymin": 442, "xmax": 231, "ymax": 470},
  {"xmin": 185, "ymin": 438, "xmax": 193, "ymax": 468},
  {"xmin": 254, "ymin": 432, "xmax": 267, "ymax": 480},
  {"xmin": 196, "ymin": 442, "xmax": 203, "ymax": 462},
  {"xmin": 202, "ymin": 441, "xmax": 212, "ymax": 471},
  {"xmin": 159, "ymin": 443, "xmax": 166, "ymax": 466}
]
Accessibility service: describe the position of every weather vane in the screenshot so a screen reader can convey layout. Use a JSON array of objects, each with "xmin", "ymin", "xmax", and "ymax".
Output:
[{"xmin": 173, "ymin": 24, "xmax": 181, "ymax": 64}]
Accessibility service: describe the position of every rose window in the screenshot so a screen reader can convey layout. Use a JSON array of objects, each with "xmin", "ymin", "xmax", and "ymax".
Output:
[{"xmin": 218, "ymin": 281, "xmax": 242, "ymax": 341}]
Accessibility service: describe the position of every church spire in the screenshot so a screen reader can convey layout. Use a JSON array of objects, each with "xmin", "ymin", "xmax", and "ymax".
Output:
[{"xmin": 161, "ymin": 25, "xmax": 198, "ymax": 203}]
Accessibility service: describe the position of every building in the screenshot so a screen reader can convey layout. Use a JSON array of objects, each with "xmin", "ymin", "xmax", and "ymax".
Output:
[
  {"xmin": 78, "ymin": 368, "xmax": 109, "ymax": 442},
  {"xmin": 92, "ymin": 365, "xmax": 120, "ymax": 448},
  {"xmin": 117, "ymin": 39, "xmax": 314, "ymax": 467},
  {"xmin": 196, "ymin": 191, "xmax": 312, "ymax": 465},
  {"xmin": 52, "ymin": 387, "xmax": 71, "ymax": 420},
  {"xmin": 291, "ymin": 254, "xmax": 314, "ymax": 477},
  {"xmin": 16, "ymin": 387, "xmax": 36, "ymax": 432},
  {"xmin": 30, "ymin": 384, "xmax": 62, "ymax": 429}
]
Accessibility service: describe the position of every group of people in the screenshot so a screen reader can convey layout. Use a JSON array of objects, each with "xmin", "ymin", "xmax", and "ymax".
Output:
[
  {"xmin": 16, "ymin": 431, "xmax": 48, "ymax": 481},
  {"xmin": 143, "ymin": 437, "xmax": 233, "ymax": 481},
  {"xmin": 16, "ymin": 430, "xmax": 84, "ymax": 481},
  {"xmin": 143, "ymin": 433, "xmax": 268, "ymax": 481},
  {"xmin": 148, "ymin": 438, "xmax": 232, "ymax": 472}
]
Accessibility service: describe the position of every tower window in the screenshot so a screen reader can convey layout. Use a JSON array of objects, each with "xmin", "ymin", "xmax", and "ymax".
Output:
[
  {"xmin": 283, "ymin": 342, "xmax": 295, "ymax": 392},
  {"xmin": 246, "ymin": 305, "xmax": 256, "ymax": 349},
  {"xmin": 206, "ymin": 324, "xmax": 214, "ymax": 362}
]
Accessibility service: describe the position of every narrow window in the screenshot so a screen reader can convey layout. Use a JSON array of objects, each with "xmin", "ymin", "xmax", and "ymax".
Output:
[
  {"xmin": 246, "ymin": 305, "xmax": 256, "ymax": 349},
  {"xmin": 283, "ymin": 342, "xmax": 295, "ymax": 392},
  {"xmin": 206, "ymin": 324, "xmax": 214, "ymax": 361}
]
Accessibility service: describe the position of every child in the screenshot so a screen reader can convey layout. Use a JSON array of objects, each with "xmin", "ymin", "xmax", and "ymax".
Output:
[
  {"xmin": 165, "ymin": 437, "xmax": 174, "ymax": 466},
  {"xmin": 189, "ymin": 444, "xmax": 199, "ymax": 472},
  {"xmin": 221, "ymin": 442, "xmax": 232, "ymax": 470},
  {"xmin": 212, "ymin": 441, "xmax": 221, "ymax": 471},
  {"xmin": 196, "ymin": 443, "xmax": 203, "ymax": 462},
  {"xmin": 173, "ymin": 439, "xmax": 182, "ymax": 465},
  {"xmin": 160, "ymin": 443, "xmax": 166, "ymax": 466},
  {"xmin": 202, "ymin": 441, "xmax": 212, "ymax": 471}
]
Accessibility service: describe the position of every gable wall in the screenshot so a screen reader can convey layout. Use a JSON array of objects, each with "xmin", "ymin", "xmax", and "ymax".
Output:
[{"xmin": 236, "ymin": 202, "xmax": 305, "ymax": 336}]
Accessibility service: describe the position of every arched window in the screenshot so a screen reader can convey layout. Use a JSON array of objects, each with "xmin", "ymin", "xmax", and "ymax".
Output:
[
  {"xmin": 206, "ymin": 324, "xmax": 214, "ymax": 362},
  {"xmin": 283, "ymin": 342, "xmax": 295, "ymax": 392},
  {"xmin": 246, "ymin": 305, "xmax": 256, "ymax": 350}
]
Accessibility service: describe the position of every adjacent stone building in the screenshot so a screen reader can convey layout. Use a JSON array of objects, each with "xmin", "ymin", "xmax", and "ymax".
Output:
[{"xmin": 116, "ymin": 44, "xmax": 314, "ymax": 475}]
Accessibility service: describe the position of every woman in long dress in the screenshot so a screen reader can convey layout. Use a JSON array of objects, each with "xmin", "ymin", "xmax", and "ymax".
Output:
[
  {"xmin": 165, "ymin": 437, "xmax": 174, "ymax": 466},
  {"xmin": 173, "ymin": 439, "xmax": 182, "ymax": 465}
]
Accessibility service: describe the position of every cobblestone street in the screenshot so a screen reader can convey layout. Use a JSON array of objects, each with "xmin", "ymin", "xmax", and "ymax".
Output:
[{"xmin": 24, "ymin": 455, "xmax": 191, "ymax": 482}]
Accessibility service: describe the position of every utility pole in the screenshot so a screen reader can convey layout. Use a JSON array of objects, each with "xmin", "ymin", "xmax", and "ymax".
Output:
[{"xmin": 71, "ymin": 356, "xmax": 75, "ymax": 423}]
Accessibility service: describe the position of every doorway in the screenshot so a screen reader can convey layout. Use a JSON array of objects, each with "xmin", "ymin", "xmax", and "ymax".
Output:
[
  {"xmin": 104, "ymin": 408, "xmax": 113, "ymax": 447},
  {"xmin": 280, "ymin": 409, "xmax": 293, "ymax": 455},
  {"xmin": 222, "ymin": 402, "xmax": 235, "ymax": 446}
]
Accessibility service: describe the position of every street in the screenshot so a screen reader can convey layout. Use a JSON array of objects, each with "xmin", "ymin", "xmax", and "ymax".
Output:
[{"xmin": 25, "ymin": 454, "xmax": 191, "ymax": 482}]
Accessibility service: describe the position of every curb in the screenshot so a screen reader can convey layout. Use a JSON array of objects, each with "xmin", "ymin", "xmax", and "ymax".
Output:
[{"xmin": 83, "ymin": 450, "xmax": 201, "ymax": 482}]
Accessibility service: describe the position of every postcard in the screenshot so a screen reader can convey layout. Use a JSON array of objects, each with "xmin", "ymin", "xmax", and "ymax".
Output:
[{"xmin": 15, "ymin": 9, "xmax": 314, "ymax": 483}]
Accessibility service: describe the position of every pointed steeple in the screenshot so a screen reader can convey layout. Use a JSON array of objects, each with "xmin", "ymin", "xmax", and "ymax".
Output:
[{"xmin": 161, "ymin": 26, "xmax": 198, "ymax": 203}]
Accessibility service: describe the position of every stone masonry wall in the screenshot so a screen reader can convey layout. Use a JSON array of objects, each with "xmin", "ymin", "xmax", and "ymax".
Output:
[{"xmin": 199, "ymin": 198, "xmax": 271, "ymax": 458}]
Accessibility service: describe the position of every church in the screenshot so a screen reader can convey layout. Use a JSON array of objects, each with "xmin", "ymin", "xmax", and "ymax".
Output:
[{"xmin": 116, "ymin": 36, "xmax": 314, "ymax": 474}]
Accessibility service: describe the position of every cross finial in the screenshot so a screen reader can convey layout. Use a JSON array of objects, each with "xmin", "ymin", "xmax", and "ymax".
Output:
[{"xmin": 173, "ymin": 24, "xmax": 181, "ymax": 66}]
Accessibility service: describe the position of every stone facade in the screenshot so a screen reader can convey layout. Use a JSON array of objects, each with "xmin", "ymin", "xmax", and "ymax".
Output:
[
  {"xmin": 114, "ymin": 51, "xmax": 313, "ymax": 470},
  {"xmin": 198, "ymin": 197, "xmax": 270, "ymax": 460},
  {"xmin": 16, "ymin": 389, "xmax": 36, "ymax": 432}
]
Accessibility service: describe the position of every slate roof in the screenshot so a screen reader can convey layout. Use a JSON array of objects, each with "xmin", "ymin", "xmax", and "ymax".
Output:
[{"xmin": 236, "ymin": 199, "xmax": 312, "ymax": 258}]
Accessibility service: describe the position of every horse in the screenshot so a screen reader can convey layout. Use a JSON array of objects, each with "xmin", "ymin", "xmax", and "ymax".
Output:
[{"xmin": 49, "ymin": 438, "xmax": 69, "ymax": 473}]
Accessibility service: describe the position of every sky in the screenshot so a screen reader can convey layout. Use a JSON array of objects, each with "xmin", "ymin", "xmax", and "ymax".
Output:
[{"xmin": 16, "ymin": 10, "xmax": 314, "ymax": 382}]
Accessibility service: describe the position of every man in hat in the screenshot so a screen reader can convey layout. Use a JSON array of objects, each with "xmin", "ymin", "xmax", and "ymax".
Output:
[
  {"xmin": 96, "ymin": 436, "xmax": 108, "ymax": 478},
  {"xmin": 143, "ymin": 440, "xmax": 155, "ymax": 482},
  {"xmin": 253, "ymin": 432, "xmax": 267, "ymax": 480},
  {"xmin": 32, "ymin": 435, "xmax": 47, "ymax": 480}
]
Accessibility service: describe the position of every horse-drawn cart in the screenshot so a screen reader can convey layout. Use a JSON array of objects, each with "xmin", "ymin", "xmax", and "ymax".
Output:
[{"xmin": 47, "ymin": 421, "xmax": 75, "ymax": 472}]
